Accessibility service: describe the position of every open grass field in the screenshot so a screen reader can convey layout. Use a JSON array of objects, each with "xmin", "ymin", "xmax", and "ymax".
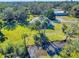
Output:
[{"xmin": 45, "ymin": 23, "xmax": 65, "ymax": 41}]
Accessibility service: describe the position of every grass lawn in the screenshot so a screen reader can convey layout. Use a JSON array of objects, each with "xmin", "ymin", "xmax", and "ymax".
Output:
[{"xmin": 45, "ymin": 23, "xmax": 65, "ymax": 41}]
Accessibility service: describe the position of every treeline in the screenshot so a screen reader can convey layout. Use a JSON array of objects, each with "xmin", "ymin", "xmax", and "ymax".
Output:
[{"xmin": 0, "ymin": 2, "xmax": 79, "ymax": 15}]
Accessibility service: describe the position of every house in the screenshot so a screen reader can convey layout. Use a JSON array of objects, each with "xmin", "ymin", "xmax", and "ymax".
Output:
[{"xmin": 54, "ymin": 9, "xmax": 69, "ymax": 16}]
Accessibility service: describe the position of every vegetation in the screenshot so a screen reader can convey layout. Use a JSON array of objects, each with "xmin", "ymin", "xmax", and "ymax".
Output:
[
  {"xmin": 45, "ymin": 9, "xmax": 56, "ymax": 20},
  {"xmin": 70, "ymin": 4, "xmax": 79, "ymax": 18},
  {"xmin": 60, "ymin": 40, "xmax": 79, "ymax": 58},
  {"xmin": 0, "ymin": 2, "xmax": 79, "ymax": 58}
]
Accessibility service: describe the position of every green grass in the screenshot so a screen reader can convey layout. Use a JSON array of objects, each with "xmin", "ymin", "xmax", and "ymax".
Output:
[
  {"xmin": 45, "ymin": 23, "xmax": 65, "ymax": 41},
  {"xmin": 0, "ymin": 25, "xmax": 38, "ymax": 51},
  {"xmin": 0, "ymin": 53, "xmax": 4, "ymax": 58}
]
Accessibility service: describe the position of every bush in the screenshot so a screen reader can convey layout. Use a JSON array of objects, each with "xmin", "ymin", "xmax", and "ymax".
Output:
[
  {"xmin": 15, "ymin": 45, "xmax": 29, "ymax": 58},
  {"xmin": 4, "ymin": 44, "xmax": 15, "ymax": 58},
  {"xmin": 59, "ymin": 40, "xmax": 79, "ymax": 58},
  {"xmin": 70, "ymin": 4, "xmax": 79, "ymax": 18}
]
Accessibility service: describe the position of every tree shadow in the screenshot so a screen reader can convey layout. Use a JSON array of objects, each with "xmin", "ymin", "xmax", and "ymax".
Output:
[
  {"xmin": 39, "ymin": 33, "xmax": 62, "ymax": 56},
  {"xmin": 3, "ymin": 21, "xmax": 16, "ymax": 30}
]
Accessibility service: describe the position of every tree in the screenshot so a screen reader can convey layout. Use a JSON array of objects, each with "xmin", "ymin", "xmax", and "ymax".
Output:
[
  {"xmin": 34, "ymin": 33, "xmax": 41, "ymax": 47},
  {"xmin": 59, "ymin": 40, "xmax": 79, "ymax": 58},
  {"xmin": 30, "ymin": 5, "xmax": 42, "ymax": 15},
  {"xmin": 21, "ymin": 34, "xmax": 30, "ymax": 58},
  {"xmin": 29, "ymin": 18, "xmax": 41, "ymax": 33},
  {"xmin": 4, "ymin": 44, "xmax": 15, "ymax": 58},
  {"xmin": 2, "ymin": 7, "xmax": 16, "ymax": 30},
  {"xmin": 45, "ymin": 9, "xmax": 56, "ymax": 20},
  {"xmin": 0, "ymin": 32, "xmax": 5, "ymax": 42},
  {"xmin": 62, "ymin": 24, "xmax": 67, "ymax": 33},
  {"xmin": 41, "ymin": 18, "xmax": 48, "ymax": 34},
  {"xmin": 29, "ymin": 16, "xmax": 54, "ymax": 33},
  {"xmin": 70, "ymin": 4, "xmax": 79, "ymax": 17},
  {"xmin": 0, "ymin": 22, "xmax": 6, "ymax": 42},
  {"xmin": 15, "ymin": 45, "xmax": 30, "ymax": 58},
  {"xmin": 2, "ymin": 7, "xmax": 14, "ymax": 22},
  {"xmin": 34, "ymin": 33, "xmax": 48, "ymax": 48},
  {"xmin": 15, "ymin": 8, "xmax": 28, "ymax": 25},
  {"xmin": 62, "ymin": 23, "xmax": 79, "ymax": 42}
]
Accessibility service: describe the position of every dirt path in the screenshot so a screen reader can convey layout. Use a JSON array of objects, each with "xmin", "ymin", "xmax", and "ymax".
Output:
[{"xmin": 56, "ymin": 17, "xmax": 78, "ymax": 23}]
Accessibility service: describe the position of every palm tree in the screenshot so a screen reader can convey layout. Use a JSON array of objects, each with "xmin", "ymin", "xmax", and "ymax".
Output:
[
  {"xmin": 22, "ymin": 34, "xmax": 30, "ymax": 57},
  {"xmin": 35, "ymin": 20, "xmax": 41, "ymax": 34}
]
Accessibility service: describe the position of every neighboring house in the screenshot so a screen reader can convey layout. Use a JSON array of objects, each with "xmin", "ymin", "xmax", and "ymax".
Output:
[{"xmin": 54, "ymin": 9, "xmax": 69, "ymax": 16}]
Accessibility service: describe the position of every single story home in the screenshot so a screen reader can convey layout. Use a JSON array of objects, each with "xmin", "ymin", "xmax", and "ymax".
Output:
[{"xmin": 54, "ymin": 9, "xmax": 69, "ymax": 16}]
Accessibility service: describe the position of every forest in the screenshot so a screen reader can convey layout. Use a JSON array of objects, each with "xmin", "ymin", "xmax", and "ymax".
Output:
[{"xmin": 0, "ymin": 1, "xmax": 79, "ymax": 58}]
